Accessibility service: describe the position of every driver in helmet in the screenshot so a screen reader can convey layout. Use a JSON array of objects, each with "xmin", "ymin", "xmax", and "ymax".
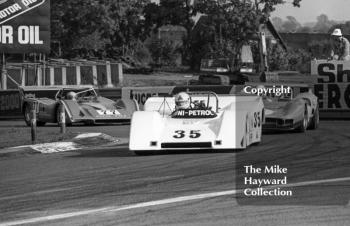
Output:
[
  {"xmin": 175, "ymin": 92, "xmax": 191, "ymax": 110},
  {"xmin": 66, "ymin": 91, "xmax": 77, "ymax": 100}
]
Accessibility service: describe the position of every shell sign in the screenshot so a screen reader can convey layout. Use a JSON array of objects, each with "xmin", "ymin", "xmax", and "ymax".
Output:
[{"xmin": 0, "ymin": 0, "xmax": 50, "ymax": 53}]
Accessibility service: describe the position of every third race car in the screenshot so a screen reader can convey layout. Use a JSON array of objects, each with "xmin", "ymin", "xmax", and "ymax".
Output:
[{"xmin": 249, "ymin": 83, "xmax": 319, "ymax": 132}]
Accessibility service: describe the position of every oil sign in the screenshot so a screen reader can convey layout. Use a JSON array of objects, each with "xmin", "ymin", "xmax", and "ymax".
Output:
[{"xmin": 0, "ymin": 0, "xmax": 49, "ymax": 53}]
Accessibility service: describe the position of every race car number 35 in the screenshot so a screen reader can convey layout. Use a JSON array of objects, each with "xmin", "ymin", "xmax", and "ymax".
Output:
[{"xmin": 173, "ymin": 130, "xmax": 201, "ymax": 139}]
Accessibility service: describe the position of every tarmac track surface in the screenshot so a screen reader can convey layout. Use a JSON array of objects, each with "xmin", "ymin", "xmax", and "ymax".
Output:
[{"xmin": 0, "ymin": 121, "xmax": 349, "ymax": 226}]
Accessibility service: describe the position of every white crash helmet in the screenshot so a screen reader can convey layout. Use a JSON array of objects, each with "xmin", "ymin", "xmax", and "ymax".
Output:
[
  {"xmin": 175, "ymin": 92, "xmax": 191, "ymax": 109},
  {"xmin": 66, "ymin": 91, "xmax": 77, "ymax": 100}
]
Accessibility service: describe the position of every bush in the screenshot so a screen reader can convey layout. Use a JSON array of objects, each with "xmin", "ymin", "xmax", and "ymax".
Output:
[
  {"xmin": 268, "ymin": 44, "xmax": 312, "ymax": 73},
  {"xmin": 148, "ymin": 38, "xmax": 181, "ymax": 66},
  {"xmin": 308, "ymin": 40, "xmax": 332, "ymax": 59}
]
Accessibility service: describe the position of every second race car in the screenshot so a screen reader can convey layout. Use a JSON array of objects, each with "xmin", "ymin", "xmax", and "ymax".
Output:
[
  {"xmin": 19, "ymin": 85, "xmax": 139, "ymax": 126},
  {"xmin": 129, "ymin": 91, "xmax": 264, "ymax": 154}
]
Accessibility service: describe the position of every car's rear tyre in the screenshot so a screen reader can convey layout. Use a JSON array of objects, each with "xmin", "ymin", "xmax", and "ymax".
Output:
[
  {"xmin": 297, "ymin": 106, "xmax": 308, "ymax": 133},
  {"xmin": 309, "ymin": 105, "xmax": 319, "ymax": 130}
]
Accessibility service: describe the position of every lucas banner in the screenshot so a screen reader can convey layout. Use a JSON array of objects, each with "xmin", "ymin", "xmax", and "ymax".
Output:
[{"xmin": 0, "ymin": 0, "xmax": 50, "ymax": 53}]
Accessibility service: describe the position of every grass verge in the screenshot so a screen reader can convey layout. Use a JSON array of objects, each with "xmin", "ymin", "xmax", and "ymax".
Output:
[{"xmin": 0, "ymin": 126, "xmax": 77, "ymax": 149}]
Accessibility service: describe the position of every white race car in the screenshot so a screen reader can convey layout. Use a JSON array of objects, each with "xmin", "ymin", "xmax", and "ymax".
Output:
[{"xmin": 129, "ymin": 92, "xmax": 264, "ymax": 154}]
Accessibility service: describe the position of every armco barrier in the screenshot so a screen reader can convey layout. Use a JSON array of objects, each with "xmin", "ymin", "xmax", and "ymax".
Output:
[
  {"xmin": 1, "ymin": 83, "xmax": 349, "ymax": 120},
  {"xmin": 0, "ymin": 90, "xmax": 22, "ymax": 119},
  {"xmin": 121, "ymin": 84, "xmax": 349, "ymax": 119},
  {"xmin": 122, "ymin": 85, "xmax": 235, "ymax": 109}
]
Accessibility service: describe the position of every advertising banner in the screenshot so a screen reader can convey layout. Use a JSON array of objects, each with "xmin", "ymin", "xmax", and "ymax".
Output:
[
  {"xmin": 122, "ymin": 86, "xmax": 175, "ymax": 109},
  {"xmin": 0, "ymin": 0, "xmax": 50, "ymax": 53},
  {"xmin": 311, "ymin": 60, "xmax": 350, "ymax": 113}
]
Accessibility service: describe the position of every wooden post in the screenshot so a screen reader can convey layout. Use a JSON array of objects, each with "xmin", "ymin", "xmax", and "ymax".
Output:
[
  {"xmin": 49, "ymin": 67, "xmax": 55, "ymax": 86},
  {"xmin": 106, "ymin": 61, "xmax": 113, "ymax": 88},
  {"xmin": 31, "ymin": 102, "xmax": 37, "ymax": 144},
  {"xmin": 59, "ymin": 102, "xmax": 66, "ymax": 134},
  {"xmin": 62, "ymin": 67, "xmax": 67, "ymax": 85},
  {"xmin": 1, "ymin": 53, "xmax": 6, "ymax": 90},
  {"xmin": 117, "ymin": 63, "xmax": 123, "ymax": 85},
  {"xmin": 1, "ymin": 68, "xmax": 6, "ymax": 90},
  {"xmin": 21, "ymin": 66, "xmax": 26, "ymax": 86},
  {"xmin": 92, "ymin": 65, "xmax": 98, "ymax": 86},
  {"xmin": 37, "ymin": 66, "xmax": 42, "ymax": 86},
  {"xmin": 76, "ymin": 65, "xmax": 81, "ymax": 85},
  {"xmin": 42, "ymin": 54, "xmax": 46, "ymax": 86}
]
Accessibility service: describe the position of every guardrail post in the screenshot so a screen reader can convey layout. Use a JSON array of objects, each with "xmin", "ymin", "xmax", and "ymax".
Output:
[
  {"xmin": 31, "ymin": 102, "xmax": 37, "ymax": 144},
  {"xmin": 49, "ymin": 67, "xmax": 55, "ymax": 86},
  {"xmin": 21, "ymin": 67, "xmax": 26, "ymax": 86},
  {"xmin": 117, "ymin": 63, "xmax": 123, "ymax": 85},
  {"xmin": 76, "ymin": 65, "xmax": 81, "ymax": 85},
  {"xmin": 105, "ymin": 61, "xmax": 113, "ymax": 88},
  {"xmin": 59, "ymin": 102, "xmax": 66, "ymax": 134},
  {"xmin": 62, "ymin": 67, "xmax": 67, "ymax": 85},
  {"xmin": 92, "ymin": 65, "xmax": 98, "ymax": 86},
  {"xmin": 37, "ymin": 66, "xmax": 42, "ymax": 86},
  {"xmin": 1, "ymin": 68, "xmax": 7, "ymax": 90}
]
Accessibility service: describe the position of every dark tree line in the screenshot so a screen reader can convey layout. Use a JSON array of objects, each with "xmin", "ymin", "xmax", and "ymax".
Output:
[{"xmin": 51, "ymin": 0, "xmax": 302, "ymax": 68}]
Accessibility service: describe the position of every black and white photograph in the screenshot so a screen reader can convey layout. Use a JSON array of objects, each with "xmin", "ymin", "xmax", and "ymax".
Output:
[{"xmin": 0, "ymin": 0, "xmax": 349, "ymax": 225}]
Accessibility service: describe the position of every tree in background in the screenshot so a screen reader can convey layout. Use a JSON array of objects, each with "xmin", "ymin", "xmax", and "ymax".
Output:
[
  {"xmin": 268, "ymin": 44, "xmax": 311, "ymax": 73},
  {"xmin": 313, "ymin": 14, "xmax": 336, "ymax": 33},
  {"xmin": 272, "ymin": 17, "xmax": 283, "ymax": 31},
  {"xmin": 189, "ymin": 0, "xmax": 302, "ymax": 69},
  {"xmin": 308, "ymin": 40, "xmax": 332, "ymax": 59},
  {"xmin": 51, "ymin": 0, "xmax": 150, "ymax": 59},
  {"xmin": 51, "ymin": 0, "xmax": 304, "ymax": 70},
  {"xmin": 143, "ymin": 0, "xmax": 195, "ymax": 66},
  {"xmin": 282, "ymin": 16, "xmax": 301, "ymax": 32}
]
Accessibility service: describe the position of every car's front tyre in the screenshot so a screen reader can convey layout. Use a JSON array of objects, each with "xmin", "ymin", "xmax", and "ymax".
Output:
[
  {"xmin": 297, "ymin": 106, "xmax": 308, "ymax": 133},
  {"xmin": 309, "ymin": 105, "xmax": 319, "ymax": 130},
  {"xmin": 56, "ymin": 106, "xmax": 72, "ymax": 127}
]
